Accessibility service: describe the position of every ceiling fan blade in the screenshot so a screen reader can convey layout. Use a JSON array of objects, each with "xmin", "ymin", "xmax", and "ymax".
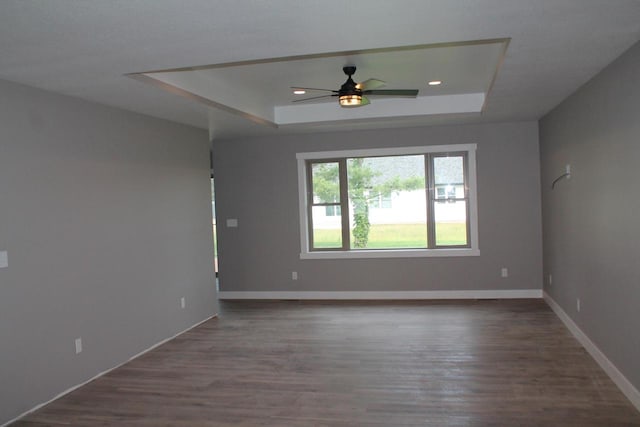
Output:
[
  {"xmin": 360, "ymin": 96, "xmax": 370, "ymax": 106},
  {"xmin": 357, "ymin": 79, "xmax": 386, "ymax": 91},
  {"xmin": 292, "ymin": 94, "xmax": 336, "ymax": 103},
  {"xmin": 363, "ymin": 89, "xmax": 419, "ymax": 97},
  {"xmin": 291, "ymin": 86, "xmax": 338, "ymax": 93}
]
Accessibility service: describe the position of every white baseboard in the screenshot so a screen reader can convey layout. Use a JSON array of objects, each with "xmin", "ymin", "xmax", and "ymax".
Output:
[
  {"xmin": 2, "ymin": 313, "xmax": 218, "ymax": 427},
  {"xmin": 544, "ymin": 292, "xmax": 640, "ymax": 412},
  {"xmin": 218, "ymin": 289, "xmax": 542, "ymax": 300}
]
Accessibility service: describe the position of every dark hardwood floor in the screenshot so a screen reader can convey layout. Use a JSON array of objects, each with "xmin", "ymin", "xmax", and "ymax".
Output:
[{"xmin": 13, "ymin": 299, "xmax": 640, "ymax": 426}]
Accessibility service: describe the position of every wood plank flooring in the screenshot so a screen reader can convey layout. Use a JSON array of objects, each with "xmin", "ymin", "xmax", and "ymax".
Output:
[{"xmin": 13, "ymin": 300, "xmax": 640, "ymax": 426}]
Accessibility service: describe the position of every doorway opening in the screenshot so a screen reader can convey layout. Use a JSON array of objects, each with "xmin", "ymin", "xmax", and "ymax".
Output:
[{"xmin": 211, "ymin": 176, "xmax": 218, "ymax": 279}]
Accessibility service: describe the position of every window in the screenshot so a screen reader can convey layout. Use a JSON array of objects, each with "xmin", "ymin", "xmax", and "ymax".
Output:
[
  {"xmin": 325, "ymin": 205, "xmax": 341, "ymax": 216},
  {"xmin": 435, "ymin": 185, "xmax": 458, "ymax": 202},
  {"xmin": 297, "ymin": 144, "xmax": 479, "ymax": 259},
  {"xmin": 369, "ymin": 193, "xmax": 392, "ymax": 209}
]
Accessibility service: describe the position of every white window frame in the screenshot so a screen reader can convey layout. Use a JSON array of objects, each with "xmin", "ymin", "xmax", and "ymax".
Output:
[{"xmin": 296, "ymin": 144, "xmax": 480, "ymax": 259}]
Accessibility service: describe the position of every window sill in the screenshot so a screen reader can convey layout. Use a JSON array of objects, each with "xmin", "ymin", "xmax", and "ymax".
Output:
[{"xmin": 300, "ymin": 248, "xmax": 480, "ymax": 260}]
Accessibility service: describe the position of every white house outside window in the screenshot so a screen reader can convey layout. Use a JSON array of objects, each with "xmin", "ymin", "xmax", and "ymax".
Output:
[{"xmin": 296, "ymin": 144, "xmax": 479, "ymax": 259}]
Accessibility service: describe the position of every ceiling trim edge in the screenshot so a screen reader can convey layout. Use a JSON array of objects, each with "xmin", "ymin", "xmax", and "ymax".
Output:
[
  {"xmin": 126, "ymin": 73, "xmax": 278, "ymax": 128},
  {"xmin": 133, "ymin": 38, "xmax": 512, "ymax": 74}
]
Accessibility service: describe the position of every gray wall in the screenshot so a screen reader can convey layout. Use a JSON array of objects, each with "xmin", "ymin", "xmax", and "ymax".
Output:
[
  {"xmin": 212, "ymin": 121, "xmax": 542, "ymax": 293},
  {"xmin": 0, "ymin": 79, "xmax": 217, "ymax": 424},
  {"xmin": 540, "ymin": 41, "xmax": 640, "ymax": 392}
]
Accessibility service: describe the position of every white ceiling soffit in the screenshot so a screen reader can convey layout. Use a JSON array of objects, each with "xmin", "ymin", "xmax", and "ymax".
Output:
[{"xmin": 130, "ymin": 39, "xmax": 508, "ymax": 129}]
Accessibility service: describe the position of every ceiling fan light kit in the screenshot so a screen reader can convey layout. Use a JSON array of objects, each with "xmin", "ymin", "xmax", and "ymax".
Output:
[{"xmin": 339, "ymin": 94, "xmax": 363, "ymax": 107}]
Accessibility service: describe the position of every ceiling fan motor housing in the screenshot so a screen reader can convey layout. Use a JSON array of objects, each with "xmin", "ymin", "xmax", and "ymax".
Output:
[{"xmin": 339, "ymin": 66, "xmax": 361, "ymax": 97}]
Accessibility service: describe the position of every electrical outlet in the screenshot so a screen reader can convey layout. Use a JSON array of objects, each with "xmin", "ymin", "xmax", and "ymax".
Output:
[
  {"xmin": 548, "ymin": 274, "xmax": 553, "ymax": 285},
  {"xmin": 565, "ymin": 164, "xmax": 571, "ymax": 178},
  {"xmin": 75, "ymin": 338, "xmax": 83, "ymax": 354},
  {"xmin": 292, "ymin": 271, "xmax": 298, "ymax": 280},
  {"xmin": 577, "ymin": 298, "xmax": 581, "ymax": 312},
  {"xmin": 0, "ymin": 251, "xmax": 7, "ymax": 268},
  {"xmin": 501, "ymin": 267, "xmax": 508, "ymax": 278},
  {"xmin": 180, "ymin": 297, "xmax": 186, "ymax": 309}
]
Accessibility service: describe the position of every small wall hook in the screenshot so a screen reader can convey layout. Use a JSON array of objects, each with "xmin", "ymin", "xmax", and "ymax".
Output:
[{"xmin": 551, "ymin": 172, "xmax": 570, "ymax": 189}]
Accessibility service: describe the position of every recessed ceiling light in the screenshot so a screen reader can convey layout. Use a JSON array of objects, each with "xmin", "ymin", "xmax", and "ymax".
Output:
[
  {"xmin": 428, "ymin": 80, "xmax": 442, "ymax": 86},
  {"xmin": 293, "ymin": 89, "xmax": 306, "ymax": 95}
]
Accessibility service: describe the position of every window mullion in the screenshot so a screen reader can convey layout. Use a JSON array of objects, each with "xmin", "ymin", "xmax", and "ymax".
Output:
[
  {"xmin": 463, "ymin": 153, "xmax": 472, "ymax": 248},
  {"xmin": 306, "ymin": 160, "xmax": 316, "ymax": 250},
  {"xmin": 425, "ymin": 154, "xmax": 436, "ymax": 249},
  {"xmin": 339, "ymin": 159, "xmax": 350, "ymax": 250}
]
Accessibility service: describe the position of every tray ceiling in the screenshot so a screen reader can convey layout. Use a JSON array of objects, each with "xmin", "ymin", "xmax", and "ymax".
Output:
[{"xmin": 1, "ymin": 1, "xmax": 639, "ymax": 139}]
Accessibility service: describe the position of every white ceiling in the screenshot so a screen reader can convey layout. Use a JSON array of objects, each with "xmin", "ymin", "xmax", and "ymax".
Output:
[{"xmin": 1, "ymin": 1, "xmax": 639, "ymax": 139}]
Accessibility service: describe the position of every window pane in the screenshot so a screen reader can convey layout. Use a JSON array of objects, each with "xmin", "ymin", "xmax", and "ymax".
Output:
[
  {"xmin": 312, "ymin": 162, "xmax": 340, "ymax": 204},
  {"xmin": 380, "ymin": 195, "xmax": 392, "ymax": 208},
  {"xmin": 347, "ymin": 156, "xmax": 426, "ymax": 249},
  {"xmin": 434, "ymin": 156, "xmax": 464, "ymax": 189},
  {"xmin": 434, "ymin": 200, "xmax": 468, "ymax": 246},
  {"xmin": 325, "ymin": 205, "xmax": 342, "ymax": 216},
  {"xmin": 311, "ymin": 206, "xmax": 342, "ymax": 248}
]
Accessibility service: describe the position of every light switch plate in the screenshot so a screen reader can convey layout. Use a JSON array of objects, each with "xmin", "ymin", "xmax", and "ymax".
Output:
[
  {"xmin": 226, "ymin": 218, "xmax": 238, "ymax": 228},
  {"xmin": 0, "ymin": 251, "xmax": 7, "ymax": 268}
]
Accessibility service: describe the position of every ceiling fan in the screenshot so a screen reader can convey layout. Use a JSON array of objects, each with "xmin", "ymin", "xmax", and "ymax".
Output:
[{"xmin": 292, "ymin": 66, "xmax": 419, "ymax": 108}]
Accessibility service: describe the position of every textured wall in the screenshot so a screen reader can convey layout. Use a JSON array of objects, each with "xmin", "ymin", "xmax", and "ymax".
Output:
[
  {"xmin": 212, "ymin": 121, "xmax": 542, "ymax": 294},
  {"xmin": 539, "ymin": 41, "xmax": 640, "ymax": 393},
  {"xmin": 0, "ymin": 79, "xmax": 217, "ymax": 424}
]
